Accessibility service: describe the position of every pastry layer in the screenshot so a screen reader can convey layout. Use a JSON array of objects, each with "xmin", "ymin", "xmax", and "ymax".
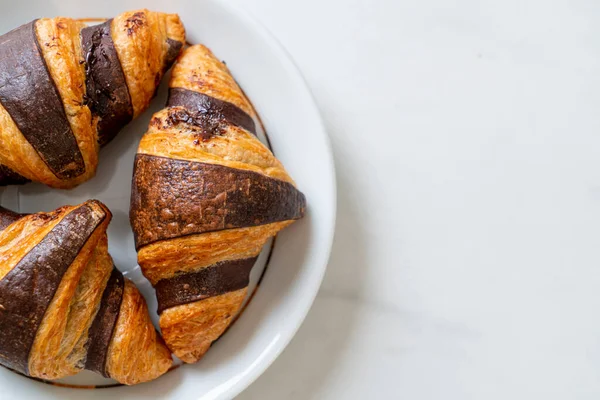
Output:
[
  {"xmin": 105, "ymin": 280, "xmax": 172, "ymax": 385},
  {"xmin": 139, "ymin": 108, "xmax": 293, "ymax": 183},
  {"xmin": 0, "ymin": 207, "xmax": 25, "ymax": 231},
  {"xmin": 81, "ymin": 20, "xmax": 133, "ymax": 147},
  {"xmin": 138, "ymin": 221, "xmax": 290, "ymax": 284},
  {"xmin": 0, "ymin": 200, "xmax": 173, "ymax": 384},
  {"xmin": 0, "ymin": 20, "xmax": 85, "ymax": 181},
  {"xmin": 160, "ymin": 288, "xmax": 247, "ymax": 363},
  {"xmin": 132, "ymin": 44, "xmax": 306, "ymax": 364},
  {"xmin": 130, "ymin": 154, "xmax": 305, "ymax": 249},
  {"xmin": 111, "ymin": 10, "xmax": 185, "ymax": 117},
  {"xmin": 27, "ymin": 204, "xmax": 109, "ymax": 379},
  {"xmin": 29, "ymin": 234, "xmax": 112, "ymax": 379},
  {"xmin": 84, "ymin": 266, "xmax": 124, "ymax": 377},
  {"xmin": 164, "ymin": 38, "xmax": 183, "ymax": 71},
  {"xmin": 155, "ymin": 257, "xmax": 257, "ymax": 313},
  {"xmin": 0, "ymin": 11, "xmax": 185, "ymax": 189},
  {"xmin": 0, "ymin": 203, "xmax": 107, "ymax": 374},
  {"xmin": 167, "ymin": 87, "xmax": 256, "ymax": 135},
  {"xmin": 170, "ymin": 44, "xmax": 255, "ymax": 118},
  {"xmin": 36, "ymin": 17, "xmax": 97, "ymax": 186}
]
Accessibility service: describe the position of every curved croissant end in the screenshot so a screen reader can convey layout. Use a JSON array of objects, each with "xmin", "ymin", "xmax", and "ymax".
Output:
[
  {"xmin": 130, "ymin": 45, "xmax": 306, "ymax": 363},
  {"xmin": 0, "ymin": 10, "xmax": 185, "ymax": 189},
  {"xmin": 0, "ymin": 200, "xmax": 172, "ymax": 385}
]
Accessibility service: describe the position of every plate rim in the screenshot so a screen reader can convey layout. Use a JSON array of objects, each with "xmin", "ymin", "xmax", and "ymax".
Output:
[
  {"xmin": 0, "ymin": 0, "xmax": 337, "ymax": 397},
  {"xmin": 217, "ymin": 1, "xmax": 337, "ymax": 397}
]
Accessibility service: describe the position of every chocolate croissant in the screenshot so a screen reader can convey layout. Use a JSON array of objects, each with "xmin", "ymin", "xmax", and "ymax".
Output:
[
  {"xmin": 0, "ymin": 200, "xmax": 172, "ymax": 385},
  {"xmin": 130, "ymin": 45, "xmax": 306, "ymax": 363},
  {"xmin": 0, "ymin": 9, "xmax": 185, "ymax": 188}
]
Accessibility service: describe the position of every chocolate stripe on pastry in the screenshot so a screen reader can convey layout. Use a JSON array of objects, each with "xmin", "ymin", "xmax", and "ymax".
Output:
[
  {"xmin": 85, "ymin": 267, "xmax": 124, "ymax": 377},
  {"xmin": 0, "ymin": 21, "xmax": 85, "ymax": 179},
  {"xmin": 155, "ymin": 257, "xmax": 257, "ymax": 314},
  {"xmin": 81, "ymin": 20, "xmax": 133, "ymax": 147},
  {"xmin": 167, "ymin": 87, "xmax": 256, "ymax": 135},
  {"xmin": 130, "ymin": 154, "xmax": 306, "ymax": 249},
  {"xmin": 0, "ymin": 205, "xmax": 105, "ymax": 374},
  {"xmin": 0, "ymin": 207, "xmax": 25, "ymax": 232},
  {"xmin": 163, "ymin": 39, "xmax": 183, "ymax": 73},
  {"xmin": 0, "ymin": 164, "xmax": 30, "ymax": 186}
]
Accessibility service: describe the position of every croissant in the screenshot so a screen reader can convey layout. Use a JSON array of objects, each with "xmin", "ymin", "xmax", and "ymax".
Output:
[
  {"xmin": 0, "ymin": 9, "xmax": 185, "ymax": 188},
  {"xmin": 130, "ymin": 45, "xmax": 306, "ymax": 363},
  {"xmin": 0, "ymin": 200, "xmax": 172, "ymax": 385}
]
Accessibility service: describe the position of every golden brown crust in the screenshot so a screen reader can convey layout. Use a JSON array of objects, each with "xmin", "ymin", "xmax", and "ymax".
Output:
[
  {"xmin": 60, "ymin": 237, "xmax": 113, "ymax": 376},
  {"xmin": 35, "ymin": 18, "xmax": 98, "ymax": 188},
  {"xmin": 139, "ymin": 45, "xmax": 294, "ymax": 185},
  {"xmin": 0, "ymin": 102, "xmax": 57, "ymax": 186},
  {"xmin": 0, "ymin": 211, "xmax": 63, "ymax": 281},
  {"xmin": 170, "ymin": 45, "xmax": 255, "ymax": 118},
  {"xmin": 139, "ymin": 221, "xmax": 291, "ymax": 285},
  {"xmin": 0, "ymin": 11, "xmax": 185, "ymax": 189},
  {"xmin": 132, "ymin": 45, "xmax": 305, "ymax": 362},
  {"xmin": 28, "ymin": 202, "xmax": 110, "ymax": 379},
  {"xmin": 112, "ymin": 10, "xmax": 186, "ymax": 117},
  {"xmin": 105, "ymin": 280, "xmax": 172, "ymax": 385},
  {"xmin": 139, "ymin": 107, "xmax": 293, "ymax": 183},
  {"xmin": 160, "ymin": 289, "xmax": 247, "ymax": 363},
  {"xmin": 0, "ymin": 201, "xmax": 172, "ymax": 384},
  {"xmin": 28, "ymin": 234, "xmax": 112, "ymax": 379},
  {"xmin": 165, "ymin": 14, "xmax": 185, "ymax": 42},
  {"xmin": 0, "ymin": 18, "xmax": 101, "ymax": 189}
]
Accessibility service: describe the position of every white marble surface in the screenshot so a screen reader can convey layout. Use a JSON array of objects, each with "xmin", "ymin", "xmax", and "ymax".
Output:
[{"xmin": 232, "ymin": 0, "xmax": 600, "ymax": 398}]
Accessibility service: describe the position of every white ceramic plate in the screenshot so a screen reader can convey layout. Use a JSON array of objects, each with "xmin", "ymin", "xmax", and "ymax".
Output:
[{"xmin": 0, "ymin": 0, "xmax": 336, "ymax": 398}]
